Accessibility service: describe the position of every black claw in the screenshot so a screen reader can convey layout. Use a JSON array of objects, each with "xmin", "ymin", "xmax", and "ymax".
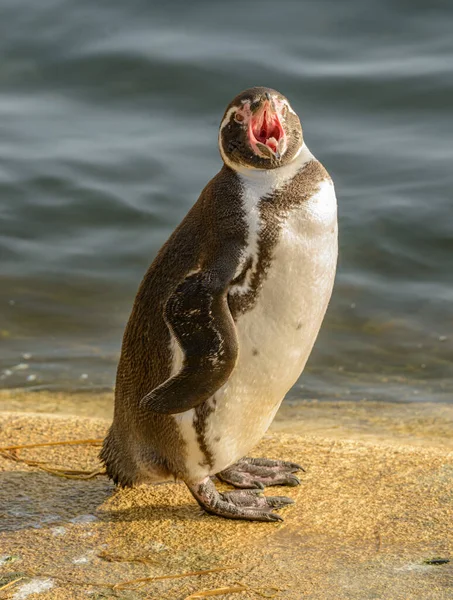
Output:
[
  {"xmin": 288, "ymin": 462, "xmax": 305, "ymax": 472},
  {"xmin": 286, "ymin": 475, "xmax": 301, "ymax": 487},
  {"xmin": 268, "ymin": 512, "xmax": 284, "ymax": 522}
]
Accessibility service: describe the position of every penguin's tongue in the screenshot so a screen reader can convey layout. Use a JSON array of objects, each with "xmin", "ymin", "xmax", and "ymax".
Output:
[{"xmin": 249, "ymin": 106, "xmax": 285, "ymax": 157}]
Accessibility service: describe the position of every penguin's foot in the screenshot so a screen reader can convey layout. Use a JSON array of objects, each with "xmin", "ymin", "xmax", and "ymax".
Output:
[
  {"xmin": 217, "ymin": 457, "xmax": 304, "ymax": 489},
  {"xmin": 187, "ymin": 477, "xmax": 293, "ymax": 522}
]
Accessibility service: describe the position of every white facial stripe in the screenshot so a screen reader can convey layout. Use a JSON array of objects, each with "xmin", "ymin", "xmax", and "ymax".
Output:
[
  {"xmin": 218, "ymin": 106, "xmax": 239, "ymax": 167},
  {"xmin": 285, "ymin": 100, "xmax": 297, "ymax": 115},
  {"xmin": 273, "ymin": 97, "xmax": 297, "ymax": 116},
  {"xmin": 219, "ymin": 106, "xmax": 239, "ymax": 133}
]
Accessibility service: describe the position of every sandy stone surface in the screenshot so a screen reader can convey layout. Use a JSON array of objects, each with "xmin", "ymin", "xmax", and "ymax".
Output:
[{"xmin": 0, "ymin": 401, "xmax": 452, "ymax": 599}]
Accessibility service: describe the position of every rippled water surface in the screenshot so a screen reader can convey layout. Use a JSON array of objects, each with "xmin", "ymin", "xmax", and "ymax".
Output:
[{"xmin": 1, "ymin": 0, "xmax": 452, "ymax": 403}]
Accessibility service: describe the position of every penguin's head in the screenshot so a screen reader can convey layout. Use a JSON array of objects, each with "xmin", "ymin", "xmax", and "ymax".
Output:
[{"xmin": 218, "ymin": 87, "xmax": 303, "ymax": 171}]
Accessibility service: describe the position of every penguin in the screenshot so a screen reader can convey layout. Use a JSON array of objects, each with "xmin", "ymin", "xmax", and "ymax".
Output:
[{"xmin": 101, "ymin": 87, "xmax": 338, "ymax": 522}]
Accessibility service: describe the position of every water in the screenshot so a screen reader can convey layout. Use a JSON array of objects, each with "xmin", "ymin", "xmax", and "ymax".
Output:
[{"xmin": 1, "ymin": 0, "xmax": 452, "ymax": 403}]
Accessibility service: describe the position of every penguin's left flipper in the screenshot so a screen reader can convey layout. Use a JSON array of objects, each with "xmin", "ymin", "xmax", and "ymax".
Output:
[{"xmin": 141, "ymin": 255, "xmax": 239, "ymax": 415}]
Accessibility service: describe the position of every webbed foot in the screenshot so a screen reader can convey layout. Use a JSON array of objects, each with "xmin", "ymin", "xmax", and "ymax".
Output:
[
  {"xmin": 217, "ymin": 457, "xmax": 304, "ymax": 489},
  {"xmin": 187, "ymin": 477, "xmax": 293, "ymax": 522}
]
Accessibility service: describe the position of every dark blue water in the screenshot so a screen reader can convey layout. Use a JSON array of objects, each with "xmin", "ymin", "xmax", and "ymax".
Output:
[{"xmin": 1, "ymin": 0, "xmax": 452, "ymax": 403}]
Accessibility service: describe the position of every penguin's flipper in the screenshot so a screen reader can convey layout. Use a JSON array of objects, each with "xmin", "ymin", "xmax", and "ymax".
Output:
[{"xmin": 141, "ymin": 263, "xmax": 239, "ymax": 415}]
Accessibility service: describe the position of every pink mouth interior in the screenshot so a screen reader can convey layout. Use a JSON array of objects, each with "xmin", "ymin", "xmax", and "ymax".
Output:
[{"xmin": 249, "ymin": 106, "xmax": 285, "ymax": 155}]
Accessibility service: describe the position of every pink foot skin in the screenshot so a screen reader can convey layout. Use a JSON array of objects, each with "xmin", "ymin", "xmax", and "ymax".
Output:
[
  {"xmin": 217, "ymin": 457, "xmax": 304, "ymax": 489},
  {"xmin": 187, "ymin": 477, "xmax": 294, "ymax": 522}
]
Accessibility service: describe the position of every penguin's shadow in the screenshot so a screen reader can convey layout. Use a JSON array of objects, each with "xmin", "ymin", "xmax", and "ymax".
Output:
[
  {"xmin": 98, "ymin": 482, "xmax": 207, "ymax": 523},
  {"xmin": 0, "ymin": 470, "xmax": 204, "ymax": 532},
  {"xmin": 0, "ymin": 470, "xmax": 112, "ymax": 533}
]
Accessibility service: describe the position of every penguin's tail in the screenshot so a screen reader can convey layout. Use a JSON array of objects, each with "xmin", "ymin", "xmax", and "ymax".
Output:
[
  {"xmin": 100, "ymin": 427, "xmax": 138, "ymax": 488},
  {"xmin": 100, "ymin": 426, "xmax": 172, "ymax": 487}
]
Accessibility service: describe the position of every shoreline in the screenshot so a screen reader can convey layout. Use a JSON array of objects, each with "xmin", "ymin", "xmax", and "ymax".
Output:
[{"xmin": 1, "ymin": 388, "xmax": 452, "ymax": 449}]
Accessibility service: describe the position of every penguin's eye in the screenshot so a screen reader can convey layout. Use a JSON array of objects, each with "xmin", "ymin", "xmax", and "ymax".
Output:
[{"xmin": 234, "ymin": 113, "xmax": 244, "ymax": 123}]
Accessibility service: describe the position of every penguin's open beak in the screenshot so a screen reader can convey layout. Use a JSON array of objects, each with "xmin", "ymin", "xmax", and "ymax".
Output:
[{"xmin": 248, "ymin": 95, "xmax": 286, "ymax": 160}]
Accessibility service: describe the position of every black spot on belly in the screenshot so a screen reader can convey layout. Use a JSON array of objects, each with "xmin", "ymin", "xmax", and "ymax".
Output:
[
  {"xmin": 296, "ymin": 321, "xmax": 303, "ymax": 330},
  {"xmin": 194, "ymin": 399, "xmax": 216, "ymax": 469},
  {"xmin": 252, "ymin": 348, "xmax": 259, "ymax": 356},
  {"xmin": 214, "ymin": 436, "xmax": 221, "ymax": 443}
]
